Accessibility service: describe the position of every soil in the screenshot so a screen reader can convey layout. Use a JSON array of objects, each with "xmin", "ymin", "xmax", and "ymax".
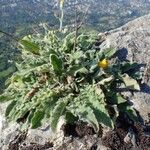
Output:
[
  {"xmin": 101, "ymin": 114, "xmax": 150, "ymax": 150},
  {"xmin": 61, "ymin": 122, "xmax": 96, "ymax": 138},
  {"xmin": 8, "ymin": 132, "xmax": 27, "ymax": 150},
  {"xmin": 102, "ymin": 123, "xmax": 150, "ymax": 150},
  {"xmin": 62, "ymin": 114, "xmax": 150, "ymax": 150},
  {"xmin": 8, "ymin": 132, "xmax": 53, "ymax": 150}
]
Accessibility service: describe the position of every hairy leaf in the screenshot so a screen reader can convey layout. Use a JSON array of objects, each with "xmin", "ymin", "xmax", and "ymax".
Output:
[
  {"xmin": 9, "ymin": 102, "xmax": 32, "ymax": 121},
  {"xmin": 50, "ymin": 54, "xmax": 63, "ymax": 75},
  {"xmin": 88, "ymin": 86, "xmax": 113, "ymax": 128},
  {"xmin": 106, "ymin": 92, "xmax": 127, "ymax": 105},
  {"xmin": 98, "ymin": 75, "xmax": 114, "ymax": 85},
  {"xmin": 62, "ymin": 32, "xmax": 75, "ymax": 52},
  {"xmin": 0, "ymin": 94, "xmax": 13, "ymax": 103},
  {"xmin": 121, "ymin": 62, "xmax": 138, "ymax": 73},
  {"xmin": 5, "ymin": 100, "xmax": 17, "ymax": 117},
  {"xmin": 20, "ymin": 40, "xmax": 40, "ymax": 55},
  {"xmin": 31, "ymin": 109, "xmax": 45, "ymax": 129},
  {"xmin": 116, "ymin": 94, "xmax": 127, "ymax": 104},
  {"xmin": 68, "ymin": 86, "xmax": 113, "ymax": 130},
  {"xmin": 76, "ymin": 105, "xmax": 100, "ymax": 132},
  {"xmin": 118, "ymin": 103, "xmax": 138, "ymax": 121},
  {"xmin": 122, "ymin": 74, "xmax": 140, "ymax": 90},
  {"xmin": 103, "ymin": 47, "xmax": 117, "ymax": 58},
  {"xmin": 50, "ymin": 99, "xmax": 67, "ymax": 131},
  {"xmin": 65, "ymin": 112, "xmax": 78, "ymax": 124}
]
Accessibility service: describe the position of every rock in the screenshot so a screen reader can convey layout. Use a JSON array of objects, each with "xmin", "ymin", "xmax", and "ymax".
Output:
[
  {"xmin": 0, "ymin": 102, "xmax": 20, "ymax": 150},
  {"xmin": 100, "ymin": 14, "xmax": 150, "ymax": 121},
  {"xmin": 25, "ymin": 127, "xmax": 52, "ymax": 145}
]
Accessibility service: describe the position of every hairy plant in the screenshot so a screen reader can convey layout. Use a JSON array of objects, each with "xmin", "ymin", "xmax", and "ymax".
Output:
[
  {"xmin": 59, "ymin": 0, "xmax": 65, "ymax": 31},
  {"xmin": 0, "ymin": 30, "xmax": 142, "ymax": 132}
]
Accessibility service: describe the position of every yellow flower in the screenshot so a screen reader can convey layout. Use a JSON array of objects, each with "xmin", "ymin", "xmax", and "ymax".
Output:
[{"xmin": 98, "ymin": 59, "xmax": 109, "ymax": 69}]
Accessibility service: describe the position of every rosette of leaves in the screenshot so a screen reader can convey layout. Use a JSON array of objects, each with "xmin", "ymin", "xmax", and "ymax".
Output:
[{"xmin": 0, "ymin": 30, "xmax": 142, "ymax": 132}]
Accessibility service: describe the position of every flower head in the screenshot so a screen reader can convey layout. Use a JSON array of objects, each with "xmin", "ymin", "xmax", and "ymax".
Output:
[
  {"xmin": 98, "ymin": 59, "xmax": 109, "ymax": 69},
  {"xmin": 60, "ymin": 0, "xmax": 65, "ymax": 8}
]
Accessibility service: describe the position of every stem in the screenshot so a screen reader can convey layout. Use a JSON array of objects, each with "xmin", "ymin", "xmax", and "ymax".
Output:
[
  {"xmin": 0, "ymin": 29, "xmax": 19, "ymax": 42},
  {"xmin": 73, "ymin": 3, "xmax": 78, "ymax": 52},
  {"xmin": 59, "ymin": 6, "xmax": 64, "ymax": 31}
]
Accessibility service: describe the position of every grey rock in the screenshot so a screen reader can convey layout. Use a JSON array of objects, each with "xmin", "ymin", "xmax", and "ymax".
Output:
[
  {"xmin": 100, "ymin": 14, "xmax": 150, "ymax": 121},
  {"xmin": 0, "ymin": 102, "xmax": 20, "ymax": 150}
]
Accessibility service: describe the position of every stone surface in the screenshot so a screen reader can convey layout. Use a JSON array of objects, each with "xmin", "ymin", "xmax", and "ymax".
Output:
[
  {"xmin": 0, "ymin": 102, "xmax": 20, "ymax": 150},
  {"xmin": 0, "ymin": 14, "xmax": 150, "ymax": 150}
]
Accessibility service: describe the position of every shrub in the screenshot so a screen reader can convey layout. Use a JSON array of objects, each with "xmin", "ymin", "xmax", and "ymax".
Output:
[{"xmin": 0, "ymin": 31, "xmax": 141, "ymax": 132}]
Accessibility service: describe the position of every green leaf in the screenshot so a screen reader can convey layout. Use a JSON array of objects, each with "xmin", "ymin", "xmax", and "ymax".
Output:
[
  {"xmin": 67, "ymin": 65, "xmax": 84, "ymax": 76},
  {"xmin": 121, "ymin": 62, "xmax": 138, "ymax": 73},
  {"xmin": 118, "ymin": 103, "xmax": 138, "ymax": 121},
  {"xmin": 8, "ymin": 74, "xmax": 24, "ymax": 87},
  {"xmin": 93, "ymin": 104, "xmax": 113, "ymax": 128},
  {"xmin": 78, "ymin": 106, "xmax": 100, "ymax": 133},
  {"xmin": 9, "ymin": 102, "xmax": 32, "ymax": 121},
  {"xmin": 0, "ymin": 66, "xmax": 16, "ymax": 79},
  {"xmin": 71, "ymin": 51, "xmax": 84, "ymax": 60},
  {"xmin": 74, "ymin": 67, "xmax": 88, "ymax": 76},
  {"xmin": 41, "ymin": 95, "xmax": 59, "ymax": 118},
  {"xmin": 48, "ymin": 48, "xmax": 59, "ymax": 56},
  {"xmin": 21, "ymin": 109, "xmax": 36, "ymax": 131},
  {"xmin": 116, "ymin": 94, "xmax": 127, "ymax": 104},
  {"xmin": 88, "ymin": 86, "xmax": 113, "ymax": 128},
  {"xmin": 31, "ymin": 109, "xmax": 45, "ymax": 129},
  {"xmin": 121, "ymin": 74, "xmax": 140, "ymax": 90},
  {"xmin": 65, "ymin": 112, "xmax": 78, "ymax": 124},
  {"xmin": 62, "ymin": 32, "xmax": 75, "ymax": 52},
  {"xmin": 126, "ymin": 107, "xmax": 138, "ymax": 121},
  {"xmin": 5, "ymin": 100, "xmax": 17, "ymax": 117},
  {"xmin": 0, "ymin": 94, "xmax": 13, "ymax": 103},
  {"xmin": 68, "ymin": 86, "xmax": 113, "ymax": 131},
  {"xmin": 18, "ymin": 63, "xmax": 50, "ymax": 76},
  {"xmin": 27, "ymin": 109, "xmax": 36, "ymax": 124},
  {"xmin": 20, "ymin": 39, "xmax": 40, "ymax": 55},
  {"xmin": 103, "ymin": 47, "xmax": 117, "ymax": 58},
  {"xmin": 77, "ymin": 34, "xmax": 93, "ymax": 50},
  {"xmin": 50, "ymin": 54, "xmax": 63, "ymax": 75},
  {"xmin": 68, "ymin": 100, "xmax": 100, "ymax": 132},
  {"xmin": 107, "ymin": 92, "xmax": 127, "ymax": 105},
  {"xmin": 98, "ymin": 75, "xmax": 114, "ymax": 85},
  {"xmin": 50, "ymin": 100, "xmax": 67, "ymax": 132}
]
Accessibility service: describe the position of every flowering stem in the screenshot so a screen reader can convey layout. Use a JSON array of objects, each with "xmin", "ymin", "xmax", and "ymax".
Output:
[{"xmin": 59, "ymin": 2, "xmax": 64, "ymax": 31}]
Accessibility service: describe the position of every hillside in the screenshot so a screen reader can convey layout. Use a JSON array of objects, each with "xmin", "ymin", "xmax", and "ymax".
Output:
[{"xmin": 1, "ymin": 0, "xmax": 150, "ymax": 32}]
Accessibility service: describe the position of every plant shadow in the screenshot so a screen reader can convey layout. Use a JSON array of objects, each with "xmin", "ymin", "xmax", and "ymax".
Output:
[
  {"xmin": 116, "ymin": 47, "xmax": 128, "ymax": 61},
  {"xmin": 140, "ymin": 83, "xmax": 150, "ymax": 94}
]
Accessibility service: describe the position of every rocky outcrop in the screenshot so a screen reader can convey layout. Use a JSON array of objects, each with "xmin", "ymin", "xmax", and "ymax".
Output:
[
  {"xmin": 100, "ymin": 14, "xmax": 150, "ymax": 121},
  {"xmin": 0, "ymin": 14, "xmax": 150, "ymax": 150}
]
